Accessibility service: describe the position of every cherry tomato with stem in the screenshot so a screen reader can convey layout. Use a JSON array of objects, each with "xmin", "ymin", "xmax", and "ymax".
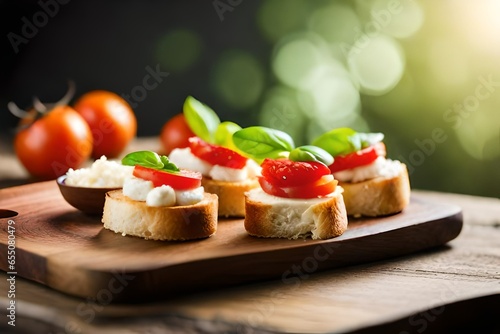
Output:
[{"xmin": 13, "ymin": 105, "xmax": 93, "ymax": 179}]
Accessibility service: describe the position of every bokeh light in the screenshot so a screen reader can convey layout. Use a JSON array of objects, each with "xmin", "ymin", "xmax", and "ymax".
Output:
[
  {"xmin": 347, "ymin": 35, "xmax": 405, "ymax": 95},
  {"xmin": 272, "ymin": 32, "xmax": 329, "ymax": 90},
  {"xmin": 370, "ymin": 0, "xmax": 424, "ymax": 39},
  {"xmin": 308, "ymin": 3, "xmax": 360, "ymax": 44},
  {"xmin": 155, "ymin": 29, "xmax": 202, "ymax": 73},
  {"xmin": 453, "ymin": 0, "xmax": 500, "ymax": 55},
  {"xmin": 212, "ymin": 50, "xmax": 265, "ymax": 110},
  {"xmin": 297, "ymin": 64, "xmax": 360, "ymax": 125},
  {"xmin": 455, "ymin": 108, "xmax": 500, "ymax": 161}
]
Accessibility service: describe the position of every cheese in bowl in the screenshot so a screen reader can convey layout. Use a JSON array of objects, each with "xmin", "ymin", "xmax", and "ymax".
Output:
[
  {"xmin": 57, "ymin": 156, "xmax": 133, "ymax": 215},
  {"xmin": 65, "ymin": 156, "xmax": 133, "ymax": 187}
]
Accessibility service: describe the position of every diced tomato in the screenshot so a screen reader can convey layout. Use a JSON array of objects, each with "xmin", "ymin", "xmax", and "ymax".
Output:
[
  {"xmin": 259, "ymin": 159, "xmax": 337, "ymax": 198},
  {"xmin": 261, "ymin": 158, "xmax": 332, "ymax": 187},
  {"xmin": 188, "ymin": 137, "xmax": 247, "ymax": 169},
  {"xmin": 329, "ymin": 142, "xmax": 386, "ymax": 173},
  {"xmin": 133, "ymin": 165, "xmax": 202, "ymax": 190},
  {"xmin": 259, "ymin": 175, "xmax": 337, "ymax": 199}
]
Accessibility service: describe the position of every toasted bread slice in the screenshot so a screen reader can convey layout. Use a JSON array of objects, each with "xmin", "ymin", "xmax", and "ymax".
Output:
[
  {"xmin": 340, "ymin": 164, "xmax": 410, "ymax": 217},
  {"xmin": 202, "ymin": 177, "xmax": 260, "ymax": 217},
  {"xmin": 102, "ymin": 190, "xmax": 218, "ymax": 241},
  {"xmin": 244, "ymin": 187, "xmax": 348, "ymax": 240}
]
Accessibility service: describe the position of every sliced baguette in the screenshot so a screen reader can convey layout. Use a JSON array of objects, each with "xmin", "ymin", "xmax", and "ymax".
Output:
[
  {"xmin": 102, "ymin": 190, "xmax": 218, "ymax": 241},
  {"xmin": 340, "ymin": 164, "xmax": 410, "ymax": 217},
  {"xmin": 244, "ymin": 187, "xmax": 348, "ymax": 240},
  {"xmin": 202, "ymin": 177, "xmax": 260, "ymax": 217}
]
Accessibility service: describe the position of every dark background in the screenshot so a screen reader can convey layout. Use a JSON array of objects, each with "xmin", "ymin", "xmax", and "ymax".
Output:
[
  {"xmin": 1, "ymin": 0, "xmax": 499, "ymax": 198},
  {"xmin": 0, "ymin": 0, "xmax": 265, "ymax": 136}
]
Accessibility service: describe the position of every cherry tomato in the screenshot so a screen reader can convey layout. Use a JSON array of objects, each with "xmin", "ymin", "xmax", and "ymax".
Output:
[
  {"xmin": 329, "ymin": 142, "xmax": 386, "ymax": 173},
  {"xmin": 14, "ymin": 105, "xmax": 93, "ymax": 179},
  {"xmin": 74, "ymin": 90, "xmax": 136, "ymax": 159},
  {"xmin": 259, "ymin": 159, "xmax": 337, "ymax": 198},
  {"xmin": 160, "ymin": 114, "xmax": 196, "ymax": 155},
  {"xmin": 259, "ymin": 175, "xmax": 337, "ymax": 199},
  {"xmin": 261, "ymin": 158, "xmax": 331, "ymax": 187},
  {"xmin": 188, "ymin": 136, "xmax": 247, "ymax": 169},
  {"xmin": 133, "ymin": 165, "xmax": 202, "ymax": 190}
]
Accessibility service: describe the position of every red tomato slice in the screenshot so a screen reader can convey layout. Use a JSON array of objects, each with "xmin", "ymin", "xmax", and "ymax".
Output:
[
  {"xmin": 188, "ymin": 137, "xmax": 247, "ymax": 169},
  {"xmin": 259, "ymin": 175, "xmax": 338, "ymax": 199},
  {"xmin": 133, "ymin": 165, "xmax": 202, "ymax": 190},
  {"xmin": 261, "ymin": 158, "xmax": 331, "ymax": 187},
  {"xmin": 329, "ymin": 142, "xmax": 386, "ymax": 173}
]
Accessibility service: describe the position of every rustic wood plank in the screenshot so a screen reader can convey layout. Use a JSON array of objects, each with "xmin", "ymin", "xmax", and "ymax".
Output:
[{"xmin": 0, "ymin": 180, "xmax": 462, "ymax": 303}]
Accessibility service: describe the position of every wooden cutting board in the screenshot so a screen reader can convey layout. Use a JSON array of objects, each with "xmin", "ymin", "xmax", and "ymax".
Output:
[{"xmin": 0, "ymin": 181, "xmax": 462, "ymax": 302}]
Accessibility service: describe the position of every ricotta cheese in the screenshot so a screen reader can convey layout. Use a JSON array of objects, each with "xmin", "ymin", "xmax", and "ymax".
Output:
[
  {"xmin": 65, "ymin": 156, "xmax": 133, "ymax": 187},
  {"xmin": 123, "ymin": 176, "xmax": 204, "ymax": 207},
  {"xmin": 334, "ymin": 157, "xmax": 402, "ymax": 183},
  {"xmin": 146, "ymin": 185, "xmax": 176, "ymax": 207}
]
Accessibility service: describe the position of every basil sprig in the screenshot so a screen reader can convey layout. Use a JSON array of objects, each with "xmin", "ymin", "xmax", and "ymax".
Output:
[
  {"xmin": 289, "ymin": 145, "xmax": 334, "ymax": 166},
  {"xmin": 183, "ymin": 96, "xmax": 243, "ymax": 151},
  {"xmin": 233, "ymin": 126, "xmax": 294, "ymax": 161},
  {"xmin": 233, "ymin": 126, "xmax": 333, "ymax": 165},
  {"xmin": 312, "ymin": 127, "xmax": 384, "ymax": 157},
  {"xmin": 183, "ymin": 96, "xmax": 221, "ymax": 143},
  {"xmin": 122, "ymin": 151, "xmax": 180, "ymax": 172}
]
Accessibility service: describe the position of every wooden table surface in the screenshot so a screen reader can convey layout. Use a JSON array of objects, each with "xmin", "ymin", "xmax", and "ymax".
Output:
[{"xmin": 1, "ymin": 138, "xmax": 499, "ymax": 334}]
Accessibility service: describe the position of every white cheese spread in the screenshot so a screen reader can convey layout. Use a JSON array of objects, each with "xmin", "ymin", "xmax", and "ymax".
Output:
[
  {"xmin": 146, "ymin": 185, "xmax": 176, "ymax": 207},
  {"xmin": 122, "ymin": 176, "xmax": 204, "ymax": 207},
  {"xmin": 65, "ymin": 156, "xmax": 133, "ymax": 187},
  {"xmin": 123, "ymin": 177, "xmax": 153, "ymax": 201},
  {"xmin": 334, "ymin": 157, "xmax": 402, "ymax": 183},
  {"xmin": 245, "ymin": 187, "xmax": 342, "ymax": 236},
  {"xmin": 175, "ymin": 186, "xmax": 205, "ymax": 206},
  {"xmin": 169, "ymin": 147, "xmax": 261, "ymax": 182}
]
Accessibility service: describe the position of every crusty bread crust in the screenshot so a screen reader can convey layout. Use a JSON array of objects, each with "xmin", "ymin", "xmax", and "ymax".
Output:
[
  {"xmin": 244, "ymin": 188, "xmax": 348, "ymax": 240},
  {"xmin": 340, "ymin": 164, "xmax": 411, "ymax": 217},
  {"xmin": 202, "ymin": 177, "xmax": 260, "ymax": 217},
  {"xmin": 102, "ymin": 190, "xmax": 218, "ymax": 241}
]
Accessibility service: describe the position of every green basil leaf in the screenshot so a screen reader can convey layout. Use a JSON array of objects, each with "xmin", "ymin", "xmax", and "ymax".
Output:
[
  {"xmin": 183, "ymin": 96, "xmax": 220, "ymax": 143},
  {"xmin": 289, "ymin": 145, "xmax": 334, "ymax": 166},
  {"xmin": 160, "ymin": 155, "xmax": 180, "ymax": 172},
  {"xmin": 214, "ymin": 121, "xmax": 242, "ymax": 150},
  {"xmin": 233, "ymin": 126, "xmax": 295, "ymax": 160},
  {"xmin": 122, "ymin": 151, "xmax": 164, "ymax": 169},
  {"xmin": 122, "ymin": 151, "xmax": 180, "ymax": 173},
  {"xmin": 312, "ymin": 128, "xmax": 362, "ymax": 157}
]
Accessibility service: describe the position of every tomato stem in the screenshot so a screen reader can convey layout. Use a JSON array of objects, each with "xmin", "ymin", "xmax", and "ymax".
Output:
[{"xmin": 8, "ymin": 80, "xmax": 76, "ymax": 131}]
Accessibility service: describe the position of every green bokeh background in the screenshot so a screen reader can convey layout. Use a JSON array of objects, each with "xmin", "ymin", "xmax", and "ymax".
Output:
[
  {"xmin": 2, "ymin": 0, "xmax": 499, "ymax": 197},
  {"xmin": 207, "ymin": 0, "xmax": 500, "ymax": 197}
]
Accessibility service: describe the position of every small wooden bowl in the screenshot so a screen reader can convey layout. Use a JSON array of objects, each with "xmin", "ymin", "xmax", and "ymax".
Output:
[{"xmin": 56, "ymin": 175, "xmax": 121, "ymax": 215}]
